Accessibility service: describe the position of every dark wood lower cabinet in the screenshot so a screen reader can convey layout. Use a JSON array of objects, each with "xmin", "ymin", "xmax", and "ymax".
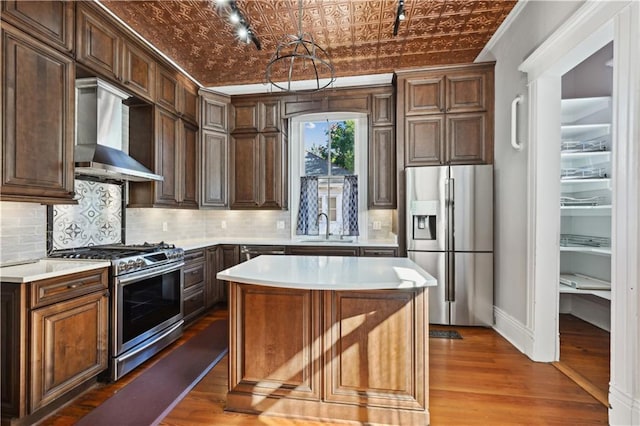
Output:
[
  {"xmin": 1, "ymin": 268, "xmax": 109, "ymax": 425},
  {"xmin": 183, "ymin": 249, "xmax": 206, "ymax": 325}
]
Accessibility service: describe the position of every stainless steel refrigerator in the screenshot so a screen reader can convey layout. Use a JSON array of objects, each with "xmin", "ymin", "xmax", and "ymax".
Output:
[{"xmin": 406, "ymin": 165, "xmax": 493, "ymax": 326}]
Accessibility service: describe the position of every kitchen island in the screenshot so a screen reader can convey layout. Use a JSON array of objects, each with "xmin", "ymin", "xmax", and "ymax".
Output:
[{"xmin": 217, "ymin": 255, "xmax": 436, "ymax": 425}]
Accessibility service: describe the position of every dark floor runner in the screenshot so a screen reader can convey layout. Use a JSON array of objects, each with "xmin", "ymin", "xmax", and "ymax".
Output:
[
  {"xmin": 429, "ymin": 330, "xmax": 463, "ymax": 339},
  {"xmin": 76, "ymin": 319, "xmax": 228, "ymax": 426}
]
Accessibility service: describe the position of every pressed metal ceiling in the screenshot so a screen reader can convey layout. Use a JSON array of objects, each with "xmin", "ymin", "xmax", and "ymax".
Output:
[{"xmin": 100, "ymin": 0, "xmax": 517, "ymax": 88}]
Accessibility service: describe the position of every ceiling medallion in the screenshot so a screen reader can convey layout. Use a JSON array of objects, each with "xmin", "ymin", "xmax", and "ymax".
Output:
[{"xmin": 264, "ymin": 0, "xmax": 336, "ymax": 92}]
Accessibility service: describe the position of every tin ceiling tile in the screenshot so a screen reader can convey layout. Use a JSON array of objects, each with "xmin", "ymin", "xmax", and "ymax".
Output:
[{"xmin": 100, "ymin": 0, "xmax": 516, "ymax": 87}]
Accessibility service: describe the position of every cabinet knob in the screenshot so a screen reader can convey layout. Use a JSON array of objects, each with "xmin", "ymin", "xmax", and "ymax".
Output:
[{"xmin": 67, "ymin": 283, "xmax": 80, "ymax": 289}]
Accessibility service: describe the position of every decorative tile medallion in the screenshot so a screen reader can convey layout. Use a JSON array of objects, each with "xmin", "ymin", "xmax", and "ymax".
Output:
[{"xmin": 52, "ymin": 180, "xmax": 122, "ymax": 250}]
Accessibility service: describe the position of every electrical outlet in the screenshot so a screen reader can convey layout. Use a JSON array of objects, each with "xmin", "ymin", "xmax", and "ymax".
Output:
[
  {"xmin": 221, "ymin": 220, "xmax": 227, "ymax": 229},
  {"xmin": 372, "ymin": 221, "xmax": 382, "ymax": 230},
  {"xmin": 276, "ymin": 220, "xmax": 285, "ymax": 229},
  {"xmin": 162, "ymin": 222, "xmax": 168, "ymax": 232}
]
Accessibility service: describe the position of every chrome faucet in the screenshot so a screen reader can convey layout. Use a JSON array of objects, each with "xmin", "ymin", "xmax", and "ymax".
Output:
[{"xmin": 317, "ymin": 212, "xmax": 330, "ymax": 240}]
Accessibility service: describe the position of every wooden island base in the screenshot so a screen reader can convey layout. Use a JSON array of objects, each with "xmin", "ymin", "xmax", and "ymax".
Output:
[{"xmin": 226, "ymin": 282, "xmax": 429, "ymax": 425}]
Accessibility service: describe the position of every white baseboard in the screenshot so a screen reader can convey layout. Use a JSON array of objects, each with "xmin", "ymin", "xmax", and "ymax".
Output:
[
  {"xmin": 609, "ymin": 384, "xmax": 640, "ymax": 425},
  {"xmin": 492, "ymin": 306, "xmax": 534, "ymax": 357}
]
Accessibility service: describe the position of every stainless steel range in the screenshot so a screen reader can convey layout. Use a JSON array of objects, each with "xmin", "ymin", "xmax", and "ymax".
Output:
[{"xmin": 49, "ymin": 242, "xmax": 185, "ymax": 381}]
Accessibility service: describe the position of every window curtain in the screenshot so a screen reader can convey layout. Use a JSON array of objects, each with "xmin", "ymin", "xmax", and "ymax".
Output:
[
  {"xmin": 342, "ymin": 175, "xmax": 359, "ymax": 236},
  {"xmin": 296, "ymin": 176, "xmax": 319, "ymax": 235}
]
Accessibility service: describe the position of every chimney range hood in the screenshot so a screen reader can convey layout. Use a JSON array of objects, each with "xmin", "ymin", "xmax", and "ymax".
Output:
[{"xmin": 74, "ymin": 78, "xmax": 163, "ymax": 182}]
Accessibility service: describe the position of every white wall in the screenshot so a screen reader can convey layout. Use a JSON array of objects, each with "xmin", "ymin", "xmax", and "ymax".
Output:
[{"xmin": 477, "ymin": 0, "xmax": 583, "ymax": 328}]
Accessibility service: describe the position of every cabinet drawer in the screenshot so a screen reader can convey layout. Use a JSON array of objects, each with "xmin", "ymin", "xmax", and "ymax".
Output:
[
  {"xmin": 286, "ymin": 246, "xmax": 359, "ymax": 257},
  {"xmin": 183, "ymin": 286, "xmax": 205, "ymax": 324},
  {"xmin": 359, "ymin": 247, "xmax": 398, "ymax": 257},
  {"xmin": 31, "ymin": 269, "xmax": 108, "ymax": 308},
  {"xmin": 184, "ymin": 262, "xmax": 205, "ymax": 289},
  {"xmin": 184, "ymin": 249, "xmax": 206, "ymax": 263}
]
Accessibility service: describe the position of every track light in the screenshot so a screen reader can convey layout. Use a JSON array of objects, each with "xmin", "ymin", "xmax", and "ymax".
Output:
[
  {"xmin": 393, "ymin": 0, "xmax": 405, "ymax": 36},
  {"xmin": 216, "ymin": 0, "xmax": 261, "ymax": 50}
]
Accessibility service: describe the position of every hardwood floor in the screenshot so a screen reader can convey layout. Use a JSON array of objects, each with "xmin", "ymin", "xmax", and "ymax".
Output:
[
  {"xmin": 554, "ymin": 313, "xmax": 610, "ymax": 406},
  {"xmin": 38, "ymin": 309, "xmax": 607, "ymax": 425}
]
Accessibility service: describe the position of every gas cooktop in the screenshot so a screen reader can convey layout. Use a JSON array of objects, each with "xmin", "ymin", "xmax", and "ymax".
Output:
[{"xmin": 49, "ymin": 242, "xmax": 184, "ymax": 275}]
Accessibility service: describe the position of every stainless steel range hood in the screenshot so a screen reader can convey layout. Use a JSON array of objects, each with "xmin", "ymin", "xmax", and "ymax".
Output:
[{"xmin": 75, "ymin": 78, "xmax": 163, "ymax": 182}]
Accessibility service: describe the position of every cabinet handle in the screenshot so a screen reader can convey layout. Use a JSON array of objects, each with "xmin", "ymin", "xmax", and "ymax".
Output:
[{"xmin": 67, "ymin": 283, "xmax": 80, "ymax": 289}]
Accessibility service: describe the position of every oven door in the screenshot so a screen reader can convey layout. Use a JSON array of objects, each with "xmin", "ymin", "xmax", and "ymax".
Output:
[{"xmin": 114, "ymin": 262, "xmax": 184, "ymax": 357}]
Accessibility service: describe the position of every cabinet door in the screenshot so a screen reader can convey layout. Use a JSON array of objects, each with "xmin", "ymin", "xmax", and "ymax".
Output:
[
  {"xmin": 446, "ymin": 113, "xmax": 491, "ymax": 165},
  {"xmin": 179, "ymin": 80, "xmax": 199, "ymax": 125},
  {"xmin": 202, "ymin": 95, "xmax": 228, "ymax": 132},
  {"xmin": 1, "ymin": 1, "xmax": 74, "ymax": 54},
  {"xmin": 156, "ymin": 66, "xmax": 179, "ymax": 113},
  {"xmin": 76, "ymin": 4, "xmax": 120, "ymax": 80},
  {"xmin": 121, "ymin": 41, "xmax": 155, "ymax": 101},
  {"xmin": 30, "ymin": 291, "xmax": 108, "ymax": 412},
  {"xmin": 1, "ymin": 24, "xmax": 75, "ymax": 203},
  {"xmin": 154, "ymin": 107, "xmax": 180, "ymax": 206},
  {"xmin": 405, "ymin": 115, "xmax": 445, "ymax": 166},
  {"xmin": 369, "ymin": 126, "xmax": 396, "ymax": 208},
  {"xmin": 259, "ymin": 100, "xmax": 280, "ymax": 132},
  {"xmin": 205, "ymin": 248, "xmax": 220, "ymax": 308},
  {"xmin": 231, "ymin": 101, "xmax": 259, "ymax": 133},
  {"xmin": 404, "ymin": 76, "xmax": 445, "ymax": 115},
  {"xmin": 1, "ymin": 285, "xmax": 25, "ymax": 419},
  {"xmin": 372, "ymin": 93, "xmax": 394, "ymax": 126},
  {"xmin": 230, "ymin": 134, "xmax": 260, "ymax": 208},
  {"xmin": 259, "ymin": 133, "xmax": 285, "ymax": 209},
  {"xmin": 201, "ymin": 130, "xmax": 228, "ymax": 208},
  {"xmin": 445, "ymin": 72, "xmax": 487, "ymax": 113},
  {"xmin": 180, "ymin": 121, "xmax": 199, "ymax": 208}
]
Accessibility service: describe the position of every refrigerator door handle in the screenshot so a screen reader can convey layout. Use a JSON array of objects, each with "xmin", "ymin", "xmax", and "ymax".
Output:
[
  {"xmin": 448, "ymin": 251, "xmax": 455, "ymax": 302},
  {"xmin": 448, "ymin": 177, "xmax": 455, "ymax": 252}
]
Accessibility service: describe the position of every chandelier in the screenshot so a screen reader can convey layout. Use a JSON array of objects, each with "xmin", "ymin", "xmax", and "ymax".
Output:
[{"xmin": 265, "ymin": 0, "xmax": 336, "ymax": 92}]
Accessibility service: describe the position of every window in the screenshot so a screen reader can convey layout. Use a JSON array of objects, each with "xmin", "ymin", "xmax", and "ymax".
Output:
[{"xmin": 290, "ymin": 112, "xmax": 368, "ymax": 239}]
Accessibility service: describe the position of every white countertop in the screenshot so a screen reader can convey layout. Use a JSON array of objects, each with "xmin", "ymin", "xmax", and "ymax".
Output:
[
  {"xmin": 217, "ymin": 255, "xmax": 436, "ymax": 290},
  {"xmin": 165, "ymin": 237, "xmax": 398, "ymax": 251},
  {"xmin": 0, "ymin": 259, "xmax": 111, "ymax": 283}
]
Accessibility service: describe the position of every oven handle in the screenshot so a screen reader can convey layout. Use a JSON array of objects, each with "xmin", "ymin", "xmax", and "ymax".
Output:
[
  {"xmin": 117, "ymin": 320, "xmax": 184, "ymax": 363},
  {"xmin": 116, "ymin": 262, "xmax": 185, "ymax": 286}
]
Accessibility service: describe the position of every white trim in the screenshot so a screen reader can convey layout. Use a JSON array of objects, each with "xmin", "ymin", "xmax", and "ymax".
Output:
[
  {"xmin": 475, "ymin": 0, "xmax": 529, "ymax": 62},
  {"xmin": 525, "ymin": 77, "xmax": 562, "ymax": 362},
  {"xmin": 289, "ymin": 113, "xmax": 368, "ymax": 241},
  {"xmin": 609, "ymin": 3, "xmax": 640, "ymax": 425},
  {"xmin": 519, "ymin": 1, "xmax": 626, "ymax": 79},
  {"xmin": 209, "ymin": 74, "xmax": 394, "ymax": 96},
  {"xmin": 492, "ymin": 306, "xmax": 533, "ymax": 355}
]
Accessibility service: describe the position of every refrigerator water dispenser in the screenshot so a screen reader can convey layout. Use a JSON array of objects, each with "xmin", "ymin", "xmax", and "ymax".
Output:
[{"xmin": 411, "ymin": 200, "xmax": 438, "ymax": 240}]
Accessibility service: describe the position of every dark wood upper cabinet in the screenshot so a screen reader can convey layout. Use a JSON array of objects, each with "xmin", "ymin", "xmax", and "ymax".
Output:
[
  {"xmin": 446, "ymin": 113, "xmax": 492, "ymax": 164},
  {"xmin": 405, "ymin": 116, "xmax": 445, "ymax": 166},
  {"xmin": 154, "ymin": 107, "xmax": 180, "ymax": 206},
  {"xmin": 121, "ymin": 41, "xmax": 155, "ymax": 101},
  {"xmin": 404, "ymin": 76, "xmax": 445, "ymax": 115},
  {"xmin": 446, "ymin": 72, "xmax": 488, "ymax": 113},
  {"xmin": 369, "ymin": 126, "xmax": 396, "ymax": 208},
  {"xmin": 259, "ymin": 100, "xmax": 280, "ymax": 133},
  {"xmin": 155, "ymin": 66, "xmax": 179, "ymax": 113},
  {"xmin": 201, "ymin": 130, "xmax": 228, "ymax": 208},
  {"xmin": 178, "ymin": 76, "xmax": 199, "ymax": 125},
  {"xmin": 202, "ymin": 94, "xmax": 228, "ymax": 132},
  {"xmin": 0, "ymin": 23, "xmax": 75, "ymax": 204},
  {"xmin": 1, "ymin": 0, "xmax": 74, "ymax": 54},
  {"xmin": 372, "ymin": 93, "xmax": 394, "ymax": 126},
  {"xmin": 229, "ymin": 134, "xmax": 260, "ymax": 208},
  {"xmin": 397, "ymin": 63, "xmax": 494, "ymax": 166},
  {"xmin": 76, "ymin": 3, "xmax": 120, "ymax": 80},
  {"xmin": 259, "ymin": 133, "xmax": 286, "ymax": 209},
  {"xmin": 231, "ymin": 101, "xmax": 259, "ymax": 133},
  {"xmin": 181, "ymin": 121, "xmax": 199, "ymax": 208}
]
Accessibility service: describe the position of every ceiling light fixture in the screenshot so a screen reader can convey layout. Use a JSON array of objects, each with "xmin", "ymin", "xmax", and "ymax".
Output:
[
  {"xmin": 393, "ymin": 0, "xmax": 405, "ymax": 36},
  {"xmin": 216, "ymin": 0, "xmax": 261, "ymax": 50},
  {"xmin": 264, "ymin": 0, "xmax": 335, "ymax": 92}
]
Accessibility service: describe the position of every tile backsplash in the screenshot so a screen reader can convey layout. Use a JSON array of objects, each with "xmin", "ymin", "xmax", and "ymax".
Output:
[
  {"xmin": 0, "ymin": 202, "xmax": 47, "ymax": 263},
  {"xmin": 1, "ymin": 200, "xmax": 395, "ymax": 264},
  {"xmin": 51, "ymin": 180, "xmax": 123, "ymax": 250}
]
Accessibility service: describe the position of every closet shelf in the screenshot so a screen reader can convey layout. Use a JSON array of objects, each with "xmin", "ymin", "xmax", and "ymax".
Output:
[
  {"xmin": 561, "ymin": 96, "xmax": 611, "ymax": 124},
  {"xmin": 559, "ymin": 286, "xmax": 611, "ymax": 300},
  {"xmin": 561, "ymin": 205, "xmax": 611, "ymax": 216}
]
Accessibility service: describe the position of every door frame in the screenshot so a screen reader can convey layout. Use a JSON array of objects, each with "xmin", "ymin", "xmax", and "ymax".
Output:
[{"xmin": 518, "ymin": 1, "xmax": 639, "ymax": 423}]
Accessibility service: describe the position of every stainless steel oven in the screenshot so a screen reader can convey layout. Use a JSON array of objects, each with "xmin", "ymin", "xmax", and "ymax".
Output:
[
  {"xmin": 49, "ymin": 243, "xmax": 185, "ymax": 381},
  {"xmin": 113, "ymin": 260, "xmax": 184, "ymax": 380}
]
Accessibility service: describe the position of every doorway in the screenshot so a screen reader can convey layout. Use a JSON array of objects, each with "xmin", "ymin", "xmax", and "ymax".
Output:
[{"xmin": 555, "ymin": 42, "xmax": 613, "ymax": 405}]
